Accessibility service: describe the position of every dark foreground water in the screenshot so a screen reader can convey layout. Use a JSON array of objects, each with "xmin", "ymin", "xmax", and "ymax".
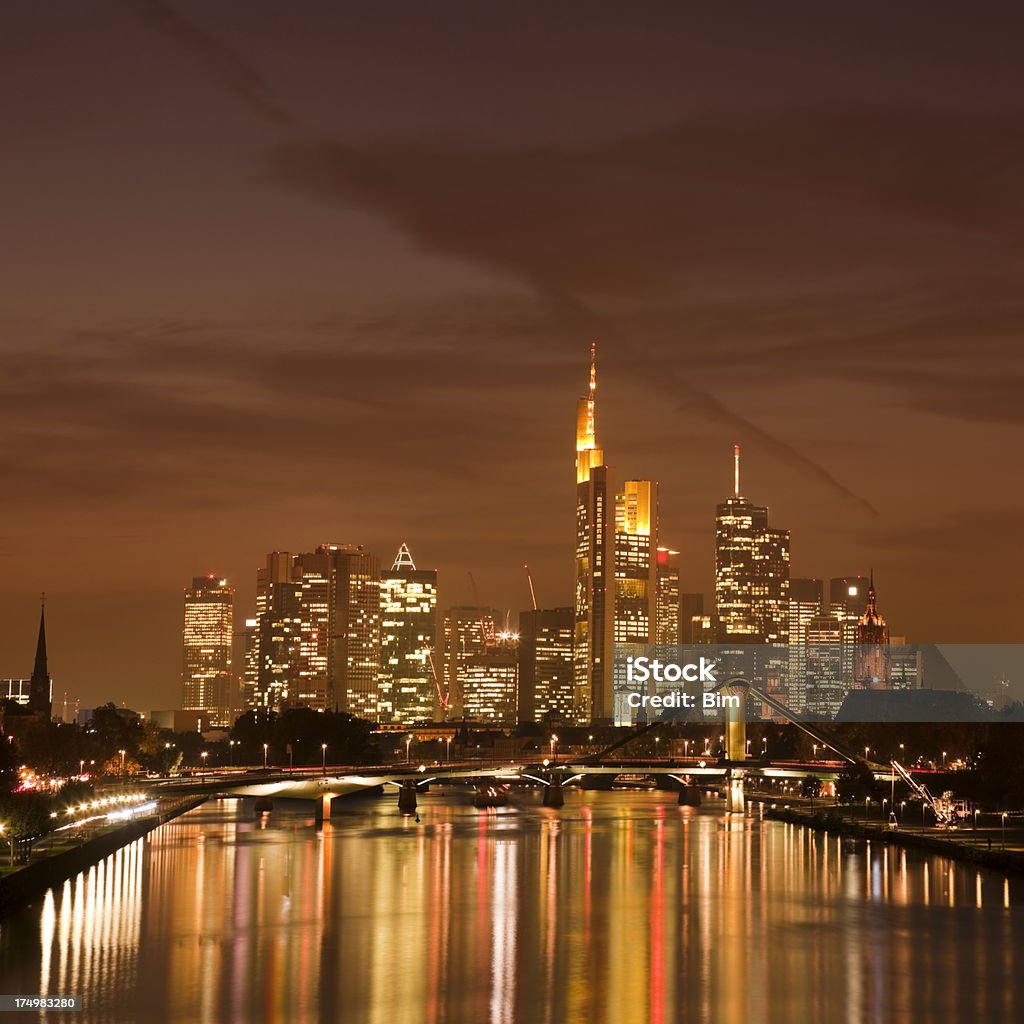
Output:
[{"xmin": 0, "ymin": 791, "xmax": 1021, "ymax": 1024}]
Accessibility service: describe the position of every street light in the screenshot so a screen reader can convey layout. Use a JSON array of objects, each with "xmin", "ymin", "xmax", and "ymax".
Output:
[
  {"xmin": 942, "ymin": 751, "xmax": 948, "ymax": 768},
  {"xmin": 119, "ymin": 749, "xmax": 126, "ymax": 775},
  {"xmin": 263, "ymin": 743, "xmax": 268, "ymax": 769},
  {"xmin": 446, "ymin": 735, "xmax": 453, "ymax": 761},
  {"xmin": 79, "ymin": 759, "xmax": 85, "ymax": 777},
  {"xmin": 229, "ymin": 740, "xmax": 236, "ymax": 767},
  {"xmin": 321, "ymin": 743, "xmax": 327, "ymax": 774},
  {"xmin": 406, "ymin": 735, "xmax": 413, "ymax": 763},
  {"xmin": 200, "ymin": 751, "xmax": 208, "ymax": 771},
  {"xmin": 1002, "ymin": 812, "xmax": 1008, "ymax": 849},
  {"xmin": 550, "ymin": 734, "xmax": 559, "ymax": 762},
  {"xmin": 864, "ymin": 746, "xmax": 870, "ymax": 761}
]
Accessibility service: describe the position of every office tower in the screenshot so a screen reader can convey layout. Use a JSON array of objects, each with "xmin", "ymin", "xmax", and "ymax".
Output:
[
  {"xmin": 254, "ymin": 552, "xmax": 302, "ymax": 711},
  {"xmin": 611, "ymin": 479, "xmax": 658, "ymax": 725},
  {"xmin": 252, "ymin": 545, "xmax": 381, "ymax": 716},
  {"xmin": 714, "ymin": 446, "xmax": 790, "ymax": 643},
  {"xmin": 828, "ymin": 575, "xmax": 870, "ymax": 685},
  {"xmin": 574, "ymin": 343, "xmax": 614, "ymax": 724},
  {"xmin": 518, "ymin": 607, "xmax": 574, "ymax": 724},
  {"xmin": 614, "ymin": 480, "xmax": 658, "ymax": 643},
  {"xmin": 28, "ymin": 597, "xmax": 52, "ymax": 718},
  {"xmin": 462, "ymin": 635, "xmax": 519, "ymax": 725},
  {"xmin": 788, "ymin": 578, "xmax": 824, "ymax": 711},
  {"xmin": 441, "ymin": 605, "xmax": 498, "ymax": 718},
  {"xmin": 854, "ymin": 571, "xmax": 890, "ymax": 688},
  {"xmin": 181, "ymin": 575, "xmax": 234, "ymax": 728},
  {"xmin": 829, "ymin": 575, "xmax": 871, "ymax": 641},
  {"xmin": 680, "ymin": 593, "xmax": 705, "ymax": 643},
  {"xmin": 314, "ymin": 543, "xmax": 381, "ymax": 717},
  {"xmin": 655, "ymin": 548, "xmax": 680, "ymax": 645},
  {"xmin": 378, "ymin": 543, "xmax": 438, "ymax": 725},
  {"xmin": 240, "ymin": 618, "xmax": 258, "ymax": 710},
  {"xmin": 804, "ymin": 614, "xmax": 844, "ymax": 718}
]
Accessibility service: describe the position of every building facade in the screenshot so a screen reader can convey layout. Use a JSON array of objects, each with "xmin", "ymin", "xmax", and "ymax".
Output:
[
  {"xmin": 462, "ymin": 637, "xmax": 519, "ymax": 725},
  {"xmin": 518, "ymin": 607, "xmax": 574, "ymax": 724},
  {"xmin": 181, "ymin": 575, "xmax": 234, "ymax": 728},
  {"xmin": 378, "ymin": 543, "xmax": 438, "ymax": 725},
  {"xmin": 788, "ymin": 577, "xmax": 824, "ymax": 711},
  {"xmin": 655, "ymin": 547, "xmax": 680, "ymax": 646},
  {"xmin": 574, "ymin": 343, "xmax": 614, "ymax": 724},
  {"xmin": 251, "ymin": 545, "xmax": 381, "ymax": 717},
  {"xmin": 714, "ymin": 446, "xmax": 790, "ymax": 643},
  {"xmin": 441, "ymin": 605, "xmax": 498, "ymax": 718}
]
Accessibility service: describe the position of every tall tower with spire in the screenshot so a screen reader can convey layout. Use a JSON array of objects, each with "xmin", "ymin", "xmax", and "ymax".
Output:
[
  {"xmin": 714, "ymin": 445, "xmax": 790, "ymax": 643},
  {"xmin": 28, "ymin": 595, "xmax": 52, "ymax": 717},
  {"xmin": 574, "ymin": 342, "xmax": 614, "ymax": 723}
]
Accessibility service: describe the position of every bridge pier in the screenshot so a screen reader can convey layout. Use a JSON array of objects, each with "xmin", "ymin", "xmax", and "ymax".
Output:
[
  {"xmin": 678, "ymin": 785, "xmax": 702, "ymax": 807},
  {"xmin": 542, "ymin": 782, "xmax": 564, "ymax": 808},
  {"xmin": 397, "ymin": 780, "xmax": 418, "ymax": 815},
  {"xmin": 726, "ymin": 770, "xmax": 745, "ymax": 813}
]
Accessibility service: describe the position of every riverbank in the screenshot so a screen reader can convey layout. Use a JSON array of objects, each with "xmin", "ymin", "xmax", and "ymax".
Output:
[
  {"xmin": 763, "ymin": 801, "xmax": 1024, "ymax": 874},
  {"xmin": 0, "ymin": 795, "xmax": 207, "ymax": 917}
]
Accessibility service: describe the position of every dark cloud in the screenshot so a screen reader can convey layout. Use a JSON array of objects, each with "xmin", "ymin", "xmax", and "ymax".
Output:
[{"xmin": 124, "ymin": 0, "xmax": 300, "ymax": 129}]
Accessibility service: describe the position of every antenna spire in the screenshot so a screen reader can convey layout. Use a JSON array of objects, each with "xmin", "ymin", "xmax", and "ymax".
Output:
[
  {"xmin": 392, "ymin": 543, "xmax": 416, "ymax": 571},
  {"xmin": 733, "ymin": 443, "xmax": 741, "ymax": 498}
]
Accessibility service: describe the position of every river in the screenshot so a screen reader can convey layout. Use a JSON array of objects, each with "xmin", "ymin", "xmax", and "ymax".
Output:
[{"xmin": 0, "ymin": 791, "xmax": 1020, "ymax": 1023}]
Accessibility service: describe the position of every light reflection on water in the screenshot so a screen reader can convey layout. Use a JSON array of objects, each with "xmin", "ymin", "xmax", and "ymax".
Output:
[{"xmin": 0, "ymin": 792, "xmax": 1021, "ymax": 1023}]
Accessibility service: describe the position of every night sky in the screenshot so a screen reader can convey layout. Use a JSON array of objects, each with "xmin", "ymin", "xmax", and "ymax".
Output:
[{"xmin": 4, "ymin": 2, "xmax": 1024, "ymax": 709}]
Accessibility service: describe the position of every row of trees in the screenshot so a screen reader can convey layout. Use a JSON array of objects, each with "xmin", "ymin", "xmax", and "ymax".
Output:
[{"xmin": 3, "ymin": 704, "xmax": 381, "ymax": 780}]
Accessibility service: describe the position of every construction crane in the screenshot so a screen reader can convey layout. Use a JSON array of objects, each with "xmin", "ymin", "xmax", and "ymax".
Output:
[
  {"xmin": 891, "ymin": 759, "xmax": 963, "ymax": 828},
  {"xmin": 426, "ymin": 649, "xmax": 450, "ymax": 715},
  {"xmin": 467, "ymin": 571, "xmax": 496, "ymax": 646},
  {"xmin": 523, "ymin": 564, "xmax": 538, "ymax": 611}
]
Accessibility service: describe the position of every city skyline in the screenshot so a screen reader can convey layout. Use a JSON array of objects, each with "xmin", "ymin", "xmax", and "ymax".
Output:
[
  {"xmin": 0, "ymin": 357, "xmax": 1007, "ymax": 711},
  {"xmin": 5, "ymin": 3, "xmax": 1024, "ymax": 707}
]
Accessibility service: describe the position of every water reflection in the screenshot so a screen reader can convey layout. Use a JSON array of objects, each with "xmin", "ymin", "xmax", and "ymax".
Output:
[{"xmin": 0, "ymin": 794, "xmax": 1020, "ymax": 1023}]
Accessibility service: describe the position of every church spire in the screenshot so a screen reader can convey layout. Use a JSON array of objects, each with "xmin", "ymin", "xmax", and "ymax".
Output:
[{"xmin": 29, "ymin": 593, "xmax": 52, "ymax": 716}]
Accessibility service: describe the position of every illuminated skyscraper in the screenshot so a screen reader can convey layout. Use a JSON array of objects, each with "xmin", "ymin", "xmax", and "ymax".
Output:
[
  {"xmin": 805, "ymin": 614, "xmax": 844, "ymax": 718},
  {"xmin": 714, "ymin": 445, "xmax": 790, "ymax": 643},
  {"xmin": 252, "ymin": 545, "xmax": 381, "ymax": 717},
  {"xmin": 518, "ymin": 607, "xmax": 574, "ymax": 724},
  {"xmin": 240, "ymin": 618, "xmax": 258, "ymax": 710},
  {"xmin": 462, "ymin": 635, "xmax": 519, "ymax": 725},
  {"xmin": 828, "ymin": 575, "xmax": 870, "ymax": 685},
  {"xmin": 788, "ymin": 578, "xmax": 824, "ymax": 711},
  {"xmin": 655, "ymin": 547, "xmax": 680, "ymax": 645},
  {"xmin": 574, "ymin": 343, "xmax": 614, "ymax": 724},
  {"xmin": 441, "ymin": 605, "xmax": 498, "ymax": 718},
  {"xmin": 378, "ymin": 543, "xmax": 438, "ymax": 725},
  {"xmin": 181, "ymin": 575, "xmax": 234, "ymax": 728},
  {"xmin": 253, "ymin": 551, "xmax": 302, "ymax": 711},
  {"xmin": 614, "ymin": 480, "xmax": 658, "ymax": 643}
]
